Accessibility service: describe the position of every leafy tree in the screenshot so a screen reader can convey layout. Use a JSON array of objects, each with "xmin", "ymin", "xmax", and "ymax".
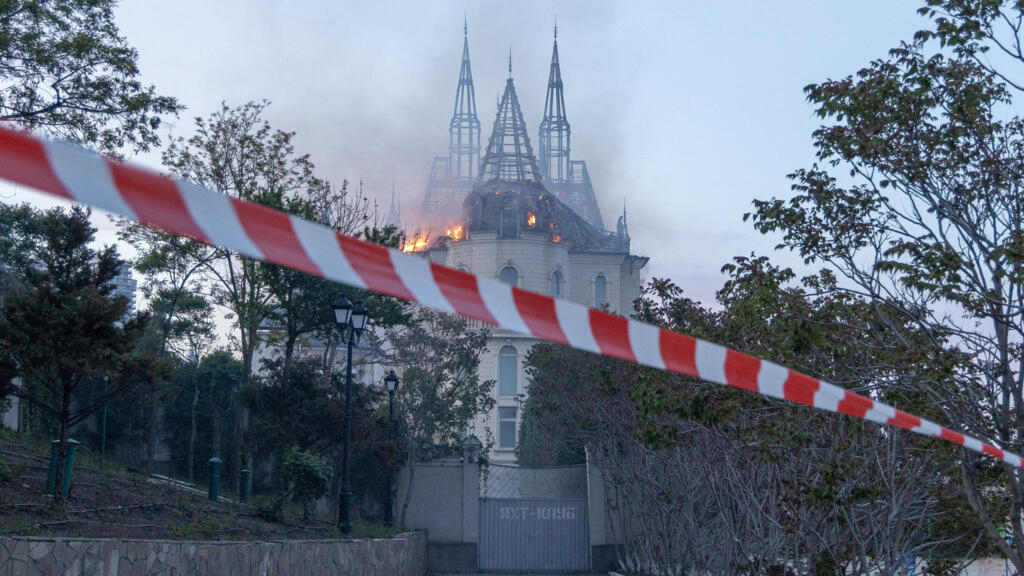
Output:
[
  {"xmin": 0, "ymin": 0, "xmax": 181, "ymax": 153},
  {"xmin": 748, "ymin": 3, "xmax": 1024, "ymax": 567},
  {"xmin": 153, "ymin": 290, "xmax": 214, "ymax": 481},
  {"xmin": 280, "ymin": 446, "xmax": 332, "ymax": 522},
  {"xmin": 0, "ymin": 204, "xmax": 152, "ymax": 502},
  {"xmin": 161, "ymin": 101, "xmax": 332, "ymax": 491},
  {"xmin": 172, "ymin": 350, "xmax": 242, "ymax": 481},
  {"xmin": 384, "ymin": 308, "xmax": 494, "ymax": 529}
]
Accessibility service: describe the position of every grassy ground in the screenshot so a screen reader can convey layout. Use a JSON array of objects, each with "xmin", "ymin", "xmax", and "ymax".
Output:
[{"xmin": 0, "ymin": 430, "xmax": 400, "ymax": 541}]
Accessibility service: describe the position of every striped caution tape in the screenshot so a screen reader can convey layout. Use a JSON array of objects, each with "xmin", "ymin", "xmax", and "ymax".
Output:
[{"xmin": 0, "ymin": 125, "xmax": 1016, "ymax": 468}]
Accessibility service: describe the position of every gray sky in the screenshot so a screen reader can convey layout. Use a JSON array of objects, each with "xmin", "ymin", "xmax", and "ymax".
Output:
[{"xmin": 7, "ymin": 1, "xmax": 924, "ymax": 304}]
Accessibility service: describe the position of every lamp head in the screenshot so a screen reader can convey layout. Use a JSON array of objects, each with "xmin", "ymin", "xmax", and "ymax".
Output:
[
  {"xmin": 332, "ymin": 294, "xmax": 353, "ymax": 326},
  {"xmin": 351, "ymin": 301, "xmax": 369, "ymax": 334},
  {"xmin": 385, "ymin": 370, "xmax": 399, "ymax": 394}
]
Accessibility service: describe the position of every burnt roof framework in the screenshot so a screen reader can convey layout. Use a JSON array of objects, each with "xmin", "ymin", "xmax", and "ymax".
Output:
[{"xmin": 479, "ymin": 69, "xmax": 543, "ymax": 184}]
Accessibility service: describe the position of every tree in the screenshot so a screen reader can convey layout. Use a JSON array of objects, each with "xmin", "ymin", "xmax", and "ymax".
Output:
[
  {"xmin": 153, "ymin": 289, "xmax": 214, "ymax": 481},
  {"xmin": 160, "ymin": 101, "xmax": 332, "ymax": 491},
  {"xmin": 748, "ymin": 5, "xmax": 1024, "ymax": 568},
  {"xmin": 162, "ymin": 350, "xmax": 242, "ymax": 482},
  {"xmin": 385, "ymin": 308, "xmax": 494, "ymax": 528},
  {"xmin": 521, "ymin": 259, "xmax": 977, "ymax": 574},
  {"xmin": 280, "ymin": 446, "xmax": 332, "ymax": 522},
  {"xmin": 0, "ymin": 0, "xmax": 181, "ymax": 153},
  {"xmin": 0, "ymin": 204, "xmax": 152, "ymax": 502}
]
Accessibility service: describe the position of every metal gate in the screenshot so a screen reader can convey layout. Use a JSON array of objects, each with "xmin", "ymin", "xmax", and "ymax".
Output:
[
  {"xmin": 478, "ymin": 465, "xmax": 590, "ymax": 572},
  {"xmin": 479, "ymin": 498, "xmax": 589, "ymax": 571}
]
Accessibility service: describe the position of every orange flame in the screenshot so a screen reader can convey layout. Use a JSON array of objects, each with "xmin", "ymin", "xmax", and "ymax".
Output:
[
  {"xmin": 401, "ymin": 235, "xmax": 429, "ymax": 253},
  {"xmin": 526, "ymin": 212, "xmax": 536, "ymax": 227},
  {"xmin": 446, "ymin": 225, "xmax": 464, "ymax": 241},
  {"xmin": 552, "ymin": 234, "xmax": 563, "ymax": 243}
]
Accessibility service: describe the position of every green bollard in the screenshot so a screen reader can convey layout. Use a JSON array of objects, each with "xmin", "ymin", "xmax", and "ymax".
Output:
[
  {"xmin": 240, "ymin": 469, "xmax": 251, "ymax": 503},
  {"xmin": 46, "ymin": 439, "xmax": 79, "ymax": 496},
  {"xmin": 61, "ymin": 439, "xmax": 79, "ymax": 499},
  {"xmin": 45, "ymin": 440, "xmax": 59, "ymax": 494},
  {"xmin": 208, "ymin": 458, "xmax": 222, "ymax": 502}
]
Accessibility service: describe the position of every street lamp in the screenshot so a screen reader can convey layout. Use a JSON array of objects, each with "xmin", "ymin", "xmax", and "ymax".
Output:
[
  {"xmin": 383, "ymin": 369, "xmax": 399, "ymax": 526},
  {"xmin": 332, "ymin": 294, "xmax": 369, "ymax": 536}
]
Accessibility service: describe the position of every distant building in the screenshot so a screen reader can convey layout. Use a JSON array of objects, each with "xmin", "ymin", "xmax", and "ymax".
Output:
[
  {"xmin": 111, "ymin": 262, "xmax": 138, "ymax": 319},
  {"xmin": 414, "ymin": 26, "xmax": 648, "ymax": 463}
]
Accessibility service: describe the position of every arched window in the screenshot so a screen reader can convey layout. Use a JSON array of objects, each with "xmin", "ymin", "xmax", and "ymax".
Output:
[
  {"xmin": 594, "ymin": 274, "xmax": 607, "ymax": 306},
  {"xmin": 549, "ymin": 269, "xmax": 563, "ymax": 297},
  {"xmin": 498, "ymin": 345, "xmax": 517, "ymax": 396},
  {"xmin": 499, "ymin": 266, "xmax": 518, "ymax": 287}
]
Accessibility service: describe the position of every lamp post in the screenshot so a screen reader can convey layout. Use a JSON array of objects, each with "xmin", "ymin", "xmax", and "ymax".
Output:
[
  {"xmin": 383, "ymin": 369, "xmax": 399, "ymax": 526},
  {"xmin": 332, "ymin": 294, "xmax": 369, "ymax": 536}
]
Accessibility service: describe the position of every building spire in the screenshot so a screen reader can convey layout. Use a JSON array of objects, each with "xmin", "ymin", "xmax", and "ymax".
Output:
[
  {"xmin": 385, "ymin": 178, "xmax": 402, "ymax": 228},
  {"xmin": 539, "ymin": 27, "xmax": 569, "ymax": 184},
  {"xmin": 449, "ymin": 21, "xmax": 481, "ymax": 184},
  {"xmin": 508, "ymin": 46, "xmax": 512, "ymax": 78},
  {"xmin": 421, "ymin": 23, "xmax": 483, "ymax": 221},
  {"xmin": 537, "ymin": 28, "xmax": 606, "ymax": 230},
  {"xmin": 479, "ymin": 71, "xmax": 542, "ymax": 184}
]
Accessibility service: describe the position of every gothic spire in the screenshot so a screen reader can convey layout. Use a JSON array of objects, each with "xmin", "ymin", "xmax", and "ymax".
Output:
[
  {"xmin": 537, "ymin": 28, "xmax": 605, "ymax": 230},
  {"xmin": 450, "ymin": 21, "xmax": 481, "ymax": 184},
  {"xmin": 539, "ymin": 26, "xmax": 570, "ymax": 184},
  {"xmin": 480, "ymin": 70, "xmax": 542, "ymax": 184},
  {"xmin": 385, "ymin": 179, "xmax": 401, "ymax": 228}
]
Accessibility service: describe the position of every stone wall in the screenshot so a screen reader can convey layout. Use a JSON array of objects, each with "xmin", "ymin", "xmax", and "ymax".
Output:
[{"xmin": 0, "ymin": 531, "xmax": 426, "ymax": 576}]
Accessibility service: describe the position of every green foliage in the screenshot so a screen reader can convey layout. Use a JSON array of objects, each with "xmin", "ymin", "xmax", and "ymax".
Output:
[
  {"xmin": 253, "ymin": 493, "xmax": 285, "ymax": 523},
  {"xmin": 242, "ymin": 357, "xmax": 346, "ymax": 455},
  {"xmin": 745, "ymin": 1, "xmax": 1024, "ymax": 567},
  {"xmin": 386, "ymin": 308, "xmax": 494, "ymax": 461},
  {"xmin": 0, "ymin": 204, "xmax": 156, "ymax": 499},
  {"xmin": 352, "ymin": 520, "xmax": 401, "ymax": 539},
  {"xmin": 0, "ymin": 0, "xmax": 181, "ymax": 153},
  {"xmin": 280, "ymin": 446, "xmax": 332, "ymax": 521}
]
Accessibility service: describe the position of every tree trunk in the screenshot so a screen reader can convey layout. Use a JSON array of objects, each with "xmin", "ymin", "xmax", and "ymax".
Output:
[
  {"xmin": 212, "ymin": 416, "xmax": 222, "ymax": 463},
  {"xmin": 187, "ymin": 373, "xmax": 199, "ymax": 482},
  {"xmin": 54, "ymin": 414, "xmax": 70, "ymax": 508},
  {"xmin": 145, "ymin": 402, "xmax": 158, "ymax": 475}
]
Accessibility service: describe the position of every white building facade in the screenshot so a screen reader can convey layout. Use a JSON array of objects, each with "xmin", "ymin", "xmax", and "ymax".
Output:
[{"xmin": 416, "ymin": 30, "xmax": 648, "ymax": 463}]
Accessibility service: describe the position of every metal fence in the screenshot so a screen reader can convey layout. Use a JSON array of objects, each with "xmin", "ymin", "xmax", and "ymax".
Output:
[{"xmin": 481, "ymin": 463, "xmax": 587, "ymax": 499}]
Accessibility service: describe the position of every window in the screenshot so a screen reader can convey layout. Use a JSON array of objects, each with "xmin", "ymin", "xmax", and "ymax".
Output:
[
  {"xmin": 499, "ymin": 406, "xmax": 517, "ymax": 449},
  {"xmin": 594, "ymin": 274, "xmax": 607, "ymax": 306},
  {"xmin": 549, "ymin": 269, "xmax": 563, "ymax": 297},
  {"xmin": 498, "ymin": 266, "xmax": 518, "ymax": 287},
  {"xmin": 498, "ymin": 345, "xmax": 517, "ymax": 396},
  {"xmin": 500, "ymin": 202, "xmax": 518, "ymax": 238}
]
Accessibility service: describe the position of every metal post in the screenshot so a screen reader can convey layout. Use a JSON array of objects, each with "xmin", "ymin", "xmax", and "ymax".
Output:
[
  {"xmin": 384, "ymin": 390, "xmax": 395, "ymax": 526},
  {"xmin": 100, "ymin": 376, "xmax": 108, "ymax": 469},
  {"xmin": 61, "ymin": 439, "xmax": 80, "ymax": 499},
  {"xmin": 338, "ymin": 334, "xmax": 354, "ymax": 535},
  {"xmin": 209, "ymin": 457, "xmax": 222, "ymax": 502},
  {"xmin": 240, "ymin": 469, "xmax": 251, "ymax": 503}
]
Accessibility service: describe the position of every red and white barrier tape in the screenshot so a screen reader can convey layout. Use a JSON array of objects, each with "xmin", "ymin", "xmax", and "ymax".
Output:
[{"xmin": 0, "ymin": 126, "xmax": 1017, "ymax": 468}]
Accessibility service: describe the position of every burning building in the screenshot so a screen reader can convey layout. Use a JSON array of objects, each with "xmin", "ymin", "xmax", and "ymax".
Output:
[{"xmin": 416, "ymin": 25, "xmax": 648, "ymax": 462}]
